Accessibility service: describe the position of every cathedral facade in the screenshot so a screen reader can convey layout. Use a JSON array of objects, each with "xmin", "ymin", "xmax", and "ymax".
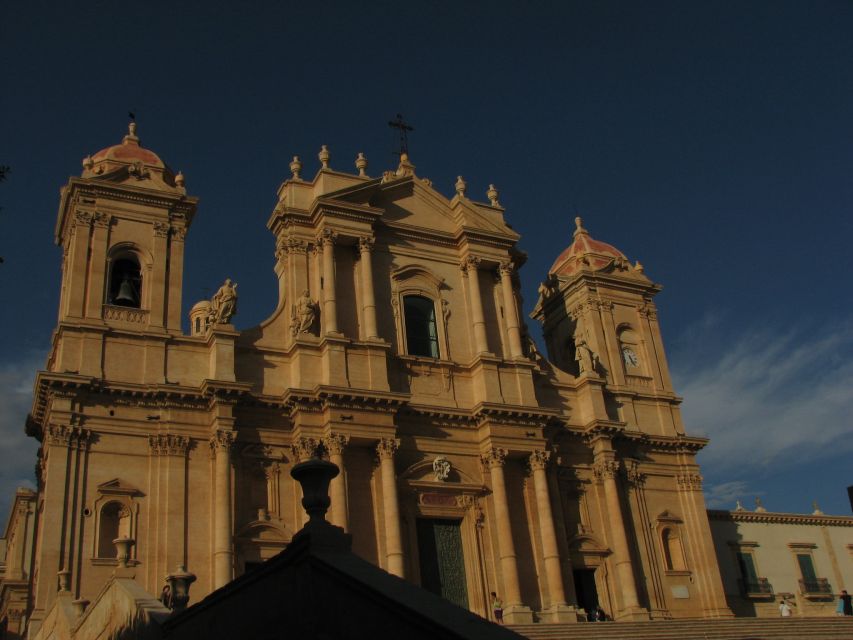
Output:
[{"xmin": 14, "ymin": 124, "xmax": 732, "ymax": 636}]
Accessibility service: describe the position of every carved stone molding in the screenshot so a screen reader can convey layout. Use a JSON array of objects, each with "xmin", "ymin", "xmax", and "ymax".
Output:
[
  {"xmin": 45, "ymin": 425, "xmax": 91, "ymax": 450},
  {"xmin": 172, "ymin": 226, "xmax": 187, "ymax": 241},
  {"xmin": 592, "ymin": 459, "xmax": 620, "ymax": 481},
  {"xmin": 637, "ymin": 302, "xmax": 658, "ymax": 320},
  {"xmin": 376, "ymin": 437, "xmax": 400, "ymax": 460},
  {"xmin": 358, "ymin": 236, "xmax": 375, "ymax": 253},
  {"xmin": 528, "ymin": 449, "xmax": 551, "ymax": 472},
  {"xmin": 323, "ymin": 433, "xmax": 350, "ymax": 456},
  {"xmin": 481, "ymin": 447, "xmax": 508, "ymax": 469},
  {"xmin": 292, "ymin": 436, "xmax": 320, "ymax": 462},
  {"xmin": 458, "ymin": 494, "xmax": 485, "ymax": 528},
  {"xmin": 209, "ymin": 430, "xmax": 235, "ymax": 454},
  {"xmin": 677, "ymin": 472, "xmax": 703, "ymax": 491},
  {"xmin": 263, "ymin": 462, "xmax": 281, "ymax": 481},
  {"xmin": 148, "ymin": 433, "xmax": 190, "ymax": 456},
  {"xmin": 153, "ymin": 221, "xmax": 170, "ymax": 238},
  {"xmin": 498, "ymin": 259, "xmax": 514, "ymax": 277}
]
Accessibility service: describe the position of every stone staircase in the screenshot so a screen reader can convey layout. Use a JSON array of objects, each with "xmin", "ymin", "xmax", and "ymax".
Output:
[{"xmin": 510, "ymin": 617, "xmax": 853, "ymax": 640}]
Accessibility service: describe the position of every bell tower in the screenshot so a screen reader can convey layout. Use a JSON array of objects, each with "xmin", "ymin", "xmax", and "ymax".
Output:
[
  {"xmin": 531, "ymin": 216, "xmax": 680, "ymax": 435},
  {"xmin": 52, "ymin": 122, "xmax": 198, "ymax": 374}
]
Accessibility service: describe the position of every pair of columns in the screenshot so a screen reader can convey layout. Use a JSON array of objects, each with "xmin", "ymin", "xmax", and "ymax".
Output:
[
  {"xmin": 316, "ymin": 230, "xmax": 379, "ymax": 340},
  {"xmin": 461, "ymin": 257, "xmax": 524, "ymax": 359},
  {"xmin": 482, "ymin": 448, "xmax": 571, "ymax": 621}
]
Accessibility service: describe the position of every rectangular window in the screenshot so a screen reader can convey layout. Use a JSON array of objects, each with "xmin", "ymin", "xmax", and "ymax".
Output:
[
  {"xmin": 736, "ymin": 552, "xmax": 759, "ymax": 586},
  {"xmin": 797, "ymin": 553, "xmax": 818, "ymax": 584}
]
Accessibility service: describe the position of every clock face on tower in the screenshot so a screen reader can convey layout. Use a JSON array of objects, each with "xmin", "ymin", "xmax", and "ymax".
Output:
[{"xmin": 622, "ymin": 346, "xmax": 639, "ymax": 368}]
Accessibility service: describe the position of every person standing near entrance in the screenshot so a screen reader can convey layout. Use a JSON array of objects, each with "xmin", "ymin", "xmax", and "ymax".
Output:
[
  {"xmin": 490, "ymin": 592, "xmax": 503, "ymax": 624},
  {"xmin": 779, "ymin": 598, "xmax": 793, "ymax": 617},
  {"xmin": 838, "ymin": 590, "xmax": 852, "ymax": 616}
]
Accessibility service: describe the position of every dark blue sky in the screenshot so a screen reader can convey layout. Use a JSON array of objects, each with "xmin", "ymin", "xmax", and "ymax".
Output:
[{"xmin": 2, "ymin": 1, "xmax": 852, "ymax": 517}]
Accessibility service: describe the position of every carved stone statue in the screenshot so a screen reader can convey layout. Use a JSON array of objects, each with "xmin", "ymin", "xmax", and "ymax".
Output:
[
  {"xmin": 209, "ymin": 279, "xmax": 238, "ymax": 324},
  {"xmin": 292, "ymin": 290, "xmax": 316, "ymax": 335},
  {"xmin": 432, "ymin": 456, "xmax": 451, "ymax": 482},
  {"xmin": 574, "ymin": 331, "xmax": 599, "ymax": 374}
]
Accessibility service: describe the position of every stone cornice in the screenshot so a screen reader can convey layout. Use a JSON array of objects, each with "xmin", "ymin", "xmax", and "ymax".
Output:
[{"xmin": 708, "ymin": 509, "xmax": 853, "ymax": 527}]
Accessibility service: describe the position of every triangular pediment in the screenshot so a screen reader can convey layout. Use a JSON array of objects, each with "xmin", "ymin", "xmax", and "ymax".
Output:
[
  {"xmin": 97, "ymin": 478, "xmax": 143, "ymax": 497},
  {"xmin": 322, "ymin": 176, "xmax": 516, "ymax": 238}
]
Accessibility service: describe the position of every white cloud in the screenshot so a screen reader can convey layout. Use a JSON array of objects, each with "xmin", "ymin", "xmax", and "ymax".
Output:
[
  {"xmin": 672, "ymin": 321, "xmax": 853, "ymax": 472},
  {"xmin": 0, "ymin": 353, "xmax": 44, "ymax": 521},
  {"xmin": 703, "ymin": 480, "xmax": 764, "ymax": 509}
]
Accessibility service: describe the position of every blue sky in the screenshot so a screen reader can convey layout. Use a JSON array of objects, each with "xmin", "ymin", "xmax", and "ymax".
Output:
[{"xmin": 1, "ymin": 1, "xmax": 852, "ymax": 520}]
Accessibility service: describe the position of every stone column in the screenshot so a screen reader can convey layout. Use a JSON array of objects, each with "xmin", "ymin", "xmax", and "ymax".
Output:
[
  {"xmin": 324, "ymin": 433, "xmax": 350, "ymax": 530},
  {"xmin": 528, "ymin": 451, "xmax": 574, "ymax": 620},
  {"xmin": 210, "ymin": 430, "xmax": 235, "ymax": 589},
  {"xmin": 482, "ymin": 448, "xmax": 531, "ymax": 622},
  {"xmin": 66, "ymin": 212, "xmax": 93, "ymax": 318},
  {"xmin": 167, "ymin": 225, "xmax": 187, "ymax": 331},
  {"xmin": 377, "ymin": 438, "xmax": 404, "ymax": 577},
  {"xmin": 498, "ymin": 260, "xmax": 523, "ymax": 359},
  {"xmin": 358, "ymin": 236, "xmax": 379, "ymax": 340},
  {"xmin": 593, "ymin": 455, "xmax": 645, "ymax": 618},
  {"xmin": 85, "ymin": 212, "xmax": 110, "ymax": 318},
  {"xmin": 462, "ymin": 256, "xmax": 489, "ymax": 354},
  {"xmin": 319, "ymin": 229, "xmax": 339, "ymax": 335},
  {"xmin": 150, "ymin": 222, "xmax": 170, "ymax": 327}
]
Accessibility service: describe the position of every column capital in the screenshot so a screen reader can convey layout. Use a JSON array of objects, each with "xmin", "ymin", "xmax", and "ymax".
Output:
[
  {"xmin": 153, "ymin": 221, "xmax": 171, "ymax": 238},
  {"xmin": 74, "ymin": 211, "xmax": 94, "ymax": 227},
  {"xmin": 45, "ymin": 424, "xmax": 91, "ymax": 450},
  {"xmin": 624, "ymin": 460, "xmax": 646, "ymax": 486},
  {"xmin": 286, "ymin": 237, "xmax": 308, "ymax": 254},
  {"xmin": 481, "ymin": 447, "xmax": 508, "ymax": 469},
  {"xmin": 209, "ymin": 430, "xmax": 235, "ymax": 452},
  {"xmin": 593, "ymin": 459, "xmax": 620, "ymax": 481},
  {"xmin": 317, "ymin": 228, "xmax": 338, "ymax": 247},
  {"xmin": 92, "ymin": 211, "xmax": 111, "ymax": 229},
  {"xmin": 292, "ymin": 436, "xmax": 320, "ymax": 462},
  {"xmin": 498, "ymin": 259, "xmax": 514, "ymax": 276},
  {"xmin": 528, "ymin": 449, "xmax": 551, "ymax": 472},
  {"xmin": 358, "ymin": 235, "xmax": 375, "ymax": 252},
  {"xmin": 376, "ymin": 437, "xmax": 400, "ymax": 460},
  {"xmin": 460, "ymin": 255, "xmax": 482, "ymax": 272},
  {"xmin": 676, "ymin": 472, "xmax": 703, "ymax": 491},
  {"xmin": 149, "ymin": 433, "xmax": 190, "ymax": 456},
  {"xmin": 324, "ymin": 432, "xmax": 350, "ymax": 455}
]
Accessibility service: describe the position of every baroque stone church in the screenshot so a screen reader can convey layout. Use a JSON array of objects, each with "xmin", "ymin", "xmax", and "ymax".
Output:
[{"xmin": 12, "ymin": 123, "xmax": 734, "ymax": 637}]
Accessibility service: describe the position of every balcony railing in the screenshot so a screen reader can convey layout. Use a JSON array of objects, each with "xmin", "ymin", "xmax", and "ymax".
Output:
[
  {"xmin": 799, "ymin": 578, "xmax": 832, "ymax": 595},
  {"xmin": 738, "ymin": 577, "xmax": 773, "ymax": 597}
]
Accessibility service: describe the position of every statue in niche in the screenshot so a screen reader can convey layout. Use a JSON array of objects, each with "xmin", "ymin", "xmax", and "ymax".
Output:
[
  {"xmin": 209, "ymin": 279, "xmax": 238, "ymax": 324},
  {"xmin": 433, "ymin": 456, "xmax": 451, "ymax": 482},
  {"xmin": 292, "ymin": 290, "xmax": 317, "ymax": 335},
  {"xmin": 574, "ymin": 328, "xmax": 599, "ymax": 374}
]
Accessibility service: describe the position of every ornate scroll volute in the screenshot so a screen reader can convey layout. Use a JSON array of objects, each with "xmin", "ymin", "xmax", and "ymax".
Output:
[
  {"xmin": 592, "ymin": 458, "xmax": 620, "ymax": 482},
  {"xmin": 481, "ymin": 447, "xmax": 508, "ymax": 470},
  {"xmin": 291, "ymin": 436, "xmax": 320, "ymax": 463},
  {"xmin": 376, "ymin": 437, "xmax": 400, "ymax": 461}
]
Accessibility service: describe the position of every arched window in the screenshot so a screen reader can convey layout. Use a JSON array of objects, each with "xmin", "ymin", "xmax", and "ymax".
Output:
[
  {"xmin": 661, "ymin": 527, "xmax": 686, "ymax": 571},
  {"xmin": 404, "ymin": 295, "xmax": 439, "ymax": 358},
  {"xmin": 108, "ymin": 256, "xmax": 142, "ymax": 308},
  {"xmin": 98, "ymin": 501, "xmax": 131, "ymax": 558}
]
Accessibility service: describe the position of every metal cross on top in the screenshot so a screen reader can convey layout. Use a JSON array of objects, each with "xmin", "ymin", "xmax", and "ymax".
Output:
[{"xmin": 388, "ymin": 113, "xmax": 414, "ymax": 156}]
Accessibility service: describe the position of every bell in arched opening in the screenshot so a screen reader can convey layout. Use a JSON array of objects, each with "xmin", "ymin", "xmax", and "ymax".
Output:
[{"xmin": 108, "ymin": 257, "xmax": 142, "ymax": 308}]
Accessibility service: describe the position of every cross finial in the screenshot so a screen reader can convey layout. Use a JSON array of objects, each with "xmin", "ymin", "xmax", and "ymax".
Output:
[{"xmin": 388, "ymin": 113, "xmax": 414, "ymax": 157}]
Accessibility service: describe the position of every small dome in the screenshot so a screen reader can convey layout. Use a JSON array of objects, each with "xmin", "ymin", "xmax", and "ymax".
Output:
[
  {"xmin": 89, "ymin": 122, "xmax": 165, "ymax": 168},
  {"xmin": 82, "ymin": 122, "xmax": 183, "ymax": 192},
  {"xmin": 190, "ymin": 300, "xmax": 211, "ymax": 314},
  {"xmin": 549, "ymin": 217, "xmax": 631, "ymax": 277}
]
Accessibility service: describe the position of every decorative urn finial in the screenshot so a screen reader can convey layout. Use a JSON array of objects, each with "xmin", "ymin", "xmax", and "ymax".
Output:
[
  {"xmin": 455, "ymin": 175, "xmax": 467, "ymax": 198},
  {"xmin": 355, "ymin": 152, "xmax": 368, "ymax": 177},
  {"xmin": 289, "ymin": 156, "xmax": 302, "ymax": 180},
  {"xmin": 486, "ymin": 184, "xmax": 500, "ymax": 206},
  {"xmin": 291, "ymin": 458, "xmax": 339, "ymax": 525},
  {"xmin": 318, "ymin": 145, "xmax": 330, "ymax": 170},
  {"xmin": 165, "ymin": 565, "xmax": 197, "ymax": 613}
]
